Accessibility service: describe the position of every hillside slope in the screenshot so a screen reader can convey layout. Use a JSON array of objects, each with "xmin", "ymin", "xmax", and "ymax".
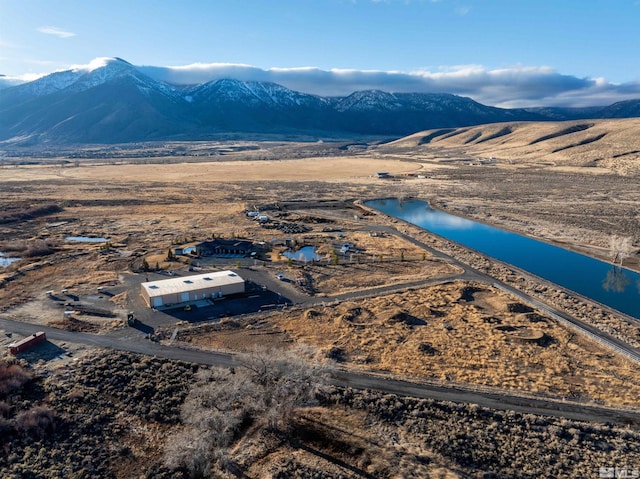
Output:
[{"xmin": 382, "ymin": 118, "xmax": 640, "ymax": 175}]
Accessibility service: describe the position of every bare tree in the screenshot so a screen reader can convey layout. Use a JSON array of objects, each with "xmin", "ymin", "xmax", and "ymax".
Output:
[
  {"xmin": 236, "ymin": 345, "xmax": 330, "ymax": 430},
  {"xmin": 164, "ymin": 346, "xmax": 331, "ymax": 478},
  {"xmin": 164, "ymin": 368, "xmax": 257, "ymax": 477},
  {"xmin": 609, "ymin": 235, "xmax": 634, "ymax": 265}
]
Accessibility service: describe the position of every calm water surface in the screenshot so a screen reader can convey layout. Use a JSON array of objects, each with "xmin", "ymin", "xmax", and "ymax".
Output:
[
  {"xmin": 283, "ymin": 246, "xmax": 321, "ymax": 262},
  {"xmin": 0, "ymin": 252, "xmax": 21, "ymax": 267},
  {"xmin": 366, "ymin": 198, "xmax": 640, "ymax": 320},
  {"xmin": 66, "ymin": 236, "xmax": 107, "ymax": 243}
]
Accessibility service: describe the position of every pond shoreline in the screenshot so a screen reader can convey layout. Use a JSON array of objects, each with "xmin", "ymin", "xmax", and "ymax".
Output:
[{"xmin": 366, "ymin": 198, "xmax": 640, "ymax": 321}]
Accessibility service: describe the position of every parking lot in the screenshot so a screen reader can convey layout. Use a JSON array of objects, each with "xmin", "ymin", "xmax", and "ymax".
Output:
[{"xmin": 117, "ymin": 265, "xmax": 309, "ymax": 333}]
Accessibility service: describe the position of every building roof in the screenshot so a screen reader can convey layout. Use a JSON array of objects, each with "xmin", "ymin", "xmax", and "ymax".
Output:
[
  {"xmin": 196, "ymin": 239, "xmax": 253, "ymax": 249},
  {"xmin": 141, "ymin": 270, "xmax": 244, "ymax": 298}
]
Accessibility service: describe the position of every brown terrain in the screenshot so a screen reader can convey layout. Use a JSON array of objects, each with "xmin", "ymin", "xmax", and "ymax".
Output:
[{"xmin": 1, "ymin": 119, "xmax": 640, "ymax": 477}]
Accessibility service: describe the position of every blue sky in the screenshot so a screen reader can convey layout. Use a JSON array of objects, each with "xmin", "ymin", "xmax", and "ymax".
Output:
[{"xmin": 1, "ymin": 0, "xmax": 640, "ymax": 107}]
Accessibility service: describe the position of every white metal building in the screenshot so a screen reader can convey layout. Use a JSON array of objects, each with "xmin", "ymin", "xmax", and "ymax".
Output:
[{"xmin": 140, "ymin": 270, "xmax": 245, "ymax": 308}]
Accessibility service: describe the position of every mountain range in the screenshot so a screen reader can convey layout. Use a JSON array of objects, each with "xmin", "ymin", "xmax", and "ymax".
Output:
[{"xmin": 1, "ymin": 57, "xmax": 640, "ymax": 145}]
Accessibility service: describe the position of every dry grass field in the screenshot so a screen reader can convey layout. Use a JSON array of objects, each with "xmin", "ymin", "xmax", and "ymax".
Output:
[
  {"xmin": 0, "ymin": 156, "xmax": 419, "ymax": 183},
  {"xmin": 1, "ymin": 131, "xmax": 639, "ymax": 393},
  {"xmin": 181, "ymin": 280, "xmax": 640, "ymax": 406},
  {"xmin": 377, "ymin": 120, "xmax": 640, "ymax": 269}
]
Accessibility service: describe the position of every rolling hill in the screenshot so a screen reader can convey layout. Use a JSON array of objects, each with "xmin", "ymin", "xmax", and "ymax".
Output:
[{"xmin": 381, "ymin": 118, "xmax": 640, "ymax": 175}]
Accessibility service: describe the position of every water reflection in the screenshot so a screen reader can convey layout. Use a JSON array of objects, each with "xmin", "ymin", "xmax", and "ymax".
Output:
[
  {"xmin": 366, "ymin": 198, "xmax": 640, "ymax": 320},
  {"xmin": 282, "ymin": 246, "xmax": 321, "ymax": 262},
  {"xmin": 66, "ymin": 236, "xmax": 107, "ymax": 242},
  {"xmin": 404, "ymin": 208, "xmax": 475, "ymax": 230},
  {"xmin": 602, "ymin": 267, "xmax": 631, "ymax": 293}
]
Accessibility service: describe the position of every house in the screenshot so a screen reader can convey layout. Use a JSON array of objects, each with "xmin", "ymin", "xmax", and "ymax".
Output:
[
  {"xmin": 195, "ymin": 239, "xmax": 254, "ymax": 257},
  {"xmin": 140, "ymin": 270, "xmax": 245, "ymax": 308},
  {"xmin": 375, "ymin": 172, "xmax": 391, "ymax": 178}
]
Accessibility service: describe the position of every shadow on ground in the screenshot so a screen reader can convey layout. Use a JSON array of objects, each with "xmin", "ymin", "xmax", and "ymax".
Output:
[
  {"xmin": 130, "ymin": 321, "xmax": 155, "ymax": 335},
  {"xmin": 17, "ymin": 341, "xmax": 67, "ymax": 362},
  {"xmin": 159, "ymin": 290, "xmax": 294, "ymax": 323}
]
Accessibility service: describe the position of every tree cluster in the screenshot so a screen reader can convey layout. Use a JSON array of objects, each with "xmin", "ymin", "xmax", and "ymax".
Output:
[{"xmin": 164, "ymin": 347, "xmax": 330, "ymax": 478}]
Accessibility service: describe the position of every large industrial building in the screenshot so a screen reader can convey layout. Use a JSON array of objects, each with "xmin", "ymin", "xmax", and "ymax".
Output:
[{"xmin": 140, "ymin": 270, "xmax": 245, "ymax": 308}]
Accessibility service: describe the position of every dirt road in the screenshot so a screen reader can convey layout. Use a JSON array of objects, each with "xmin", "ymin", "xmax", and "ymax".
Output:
[{"xmin": 1, "ymin": 315, "xmax": 638, "ymax": 425}]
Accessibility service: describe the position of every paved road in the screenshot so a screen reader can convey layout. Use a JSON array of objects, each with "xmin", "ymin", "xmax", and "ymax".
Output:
[
  {"xmin": 333, "ymin": 371, "xmax": 640, "ymax": 425},
  {"xmin": 1, "ymin": 316, "xmax": 638, "ymax": 425},
  {"xmin": 0, "ymin": 317, "xmax": 234, "ymax": 367}
]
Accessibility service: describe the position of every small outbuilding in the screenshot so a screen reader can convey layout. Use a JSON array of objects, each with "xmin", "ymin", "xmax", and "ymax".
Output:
[
  {"xmin": 140, "ymin": 270, "xmax": 245, "ymax": 308},
  {"xmin": 8, "ymin": 332, "xmax": 47, "ymax": 355}
]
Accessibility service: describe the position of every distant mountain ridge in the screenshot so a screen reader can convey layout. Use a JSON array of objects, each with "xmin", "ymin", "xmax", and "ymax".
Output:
[{"xmin": 1, "ymin": 57, "xmax": 639, "ymax": 145}]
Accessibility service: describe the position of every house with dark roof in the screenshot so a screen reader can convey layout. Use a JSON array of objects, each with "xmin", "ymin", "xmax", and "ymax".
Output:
[{"xmin": 195, "ymin": 239, "xmax": 254, "ymax": 257}]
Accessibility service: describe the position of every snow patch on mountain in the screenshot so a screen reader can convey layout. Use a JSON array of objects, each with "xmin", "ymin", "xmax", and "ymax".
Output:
[
  {"xmin": 187, "ymin": 78, "xmax": 326, "ymax": 109},
  {"xmin": 335, "ymin": 90, "xmax": 402, "ymax": 112},
  {"xmin": 70, "ymin": 57, "xmax": 129, "ymax": 73}
]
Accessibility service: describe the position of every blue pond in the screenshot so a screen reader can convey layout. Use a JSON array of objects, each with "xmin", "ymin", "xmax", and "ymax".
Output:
[
  {"xmin": 283, "ymin": 246, "xmax": 321, "ymax": 262},
  {"xmin": 366, "ymin": 198, "xmax": 640, "ymax": 320},
  {"xmin": 0, "ymin": 252, "xmax": 21, "ymax": 267},
  {"xmin": 66, "ymin": 236, "xmax": 107, "ymax": 243}
]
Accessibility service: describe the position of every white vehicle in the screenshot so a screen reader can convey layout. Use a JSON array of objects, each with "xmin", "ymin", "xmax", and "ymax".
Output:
[{"xmin": 275, "ymin": 273, "xmax": 285, "ymax": 281}]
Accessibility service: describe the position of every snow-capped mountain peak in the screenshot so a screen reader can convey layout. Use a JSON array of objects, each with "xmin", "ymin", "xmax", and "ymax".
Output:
[
  {"xmin": 71, "ymin": 57, "xmax": 132, "ymax": 73},
  {"xmin": 9, "ymin": 56, "xmax": 179, "ymax": 100},
  {"xmin": 1, "ymin": 56, "xmax": 605, "ymax": 145}
]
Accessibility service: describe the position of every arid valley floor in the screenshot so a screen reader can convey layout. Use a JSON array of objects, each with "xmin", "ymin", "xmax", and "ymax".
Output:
[{"xmin": 1, "ymin": 120, "xmax": 640, "ymax": 478}]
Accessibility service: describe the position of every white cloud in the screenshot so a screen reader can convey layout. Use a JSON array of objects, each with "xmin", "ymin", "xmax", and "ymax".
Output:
[
  {"xmin": 37, "ymin": 26, "xmax": 76, "ymax": 38},
  {"xmin": 135, "ymin": 61, "xmax": 640, "ymax": 107},
  {"xmin": 69, "ymin": 57, "xmax": 118, "ymax": 72},
  {"xmin": 8, "ymin": 57, "xmax": 640, "ymax": 108},
  {"xmin": 0, "ymin": 73, "xmax": 42, "ymax": 89}
]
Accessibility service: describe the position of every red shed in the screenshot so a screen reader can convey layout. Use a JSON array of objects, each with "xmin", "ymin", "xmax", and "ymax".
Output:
[{"xmin": 8, "ymin": 332, "xmax": 47, "ymax": 355}]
